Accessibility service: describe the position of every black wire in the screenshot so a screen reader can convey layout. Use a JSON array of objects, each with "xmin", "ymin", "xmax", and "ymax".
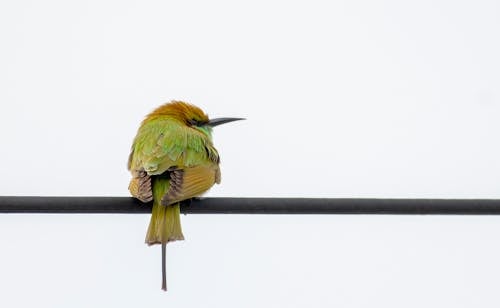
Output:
[{"xmin": 1, "ymin": 196, "xmax": 500, "ymax": 214}]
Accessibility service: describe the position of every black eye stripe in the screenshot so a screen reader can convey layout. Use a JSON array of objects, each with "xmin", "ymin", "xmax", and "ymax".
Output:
[{"xmin": 188, "ymin": 119, "xmax": 208, "ymax": 126}]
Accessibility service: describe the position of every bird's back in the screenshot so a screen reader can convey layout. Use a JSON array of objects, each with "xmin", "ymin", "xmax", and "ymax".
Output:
[{"xmin": 129, "ymin": 115, "xmax": 220, "ymax": 205}]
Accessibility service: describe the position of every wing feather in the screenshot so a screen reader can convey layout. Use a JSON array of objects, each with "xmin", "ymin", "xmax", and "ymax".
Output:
[
  {"xmin": 129, "ymin": 118, "xmax": 218, "ymax": 175},
  {"xmin": 161, "ymin": 165, "xmax": 220, "ymax": 205}
]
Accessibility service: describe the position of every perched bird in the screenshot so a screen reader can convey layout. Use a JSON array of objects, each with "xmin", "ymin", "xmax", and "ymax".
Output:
[{"xmin": 128, "ymin": 101, "xmax": 243, "ymax": 291}]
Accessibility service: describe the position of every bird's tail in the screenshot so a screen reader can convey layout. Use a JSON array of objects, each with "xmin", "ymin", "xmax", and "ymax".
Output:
[
  {"xmin": 145, "ymin": 177, "xmax": 184, "ymax": 291},
  {"xmin": 145, "ymin": 177, "xmax": 185, "ymax": 245}
]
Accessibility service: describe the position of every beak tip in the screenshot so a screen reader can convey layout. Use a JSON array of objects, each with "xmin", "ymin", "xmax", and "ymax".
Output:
[{"xmin": 208, "ymin": 117, "xmax": 246, "ymax": 127}]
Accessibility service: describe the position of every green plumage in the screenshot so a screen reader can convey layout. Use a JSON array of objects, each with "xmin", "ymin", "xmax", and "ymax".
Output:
[{"xmin": 131, "ymin": 118, "xmax": 217, "ymax": 174}]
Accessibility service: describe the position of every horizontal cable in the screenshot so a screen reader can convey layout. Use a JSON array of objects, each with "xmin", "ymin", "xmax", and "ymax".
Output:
[{"xmin": 0, "ymin": 196, "xmax": 500, "ymax": 215}]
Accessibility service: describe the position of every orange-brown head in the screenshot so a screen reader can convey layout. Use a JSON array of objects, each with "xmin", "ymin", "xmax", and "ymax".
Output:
[
  {"xmin": 144, "ymin": 100, "xmax": 209, "ymax": 126},
  {"xmin": 143, "ymin": 100, "xmax": 244, "ymax": 131}
]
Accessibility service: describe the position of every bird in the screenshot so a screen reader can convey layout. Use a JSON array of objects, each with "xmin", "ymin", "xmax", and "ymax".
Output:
[{"xmin": 127, "ymin": 100, "xmax": 243, "ymax": 291}]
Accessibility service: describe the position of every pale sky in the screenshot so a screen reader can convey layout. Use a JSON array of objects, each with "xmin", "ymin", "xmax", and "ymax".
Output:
[{"xmin": 1, "ymin": 0, "xmax": 500, "ymax": 307}]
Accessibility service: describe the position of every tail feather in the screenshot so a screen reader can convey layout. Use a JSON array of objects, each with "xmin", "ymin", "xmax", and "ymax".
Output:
[
  {"xmin": 145, "ymin": 202, "xmax": 184, "ymax": 245},
  {"xmin": 146, "ymin": 176, "xmax": 184, "ymax": 245},
  {"xmin": 145, "ymin": 177, "xmax": 184, "ymax": 291}
]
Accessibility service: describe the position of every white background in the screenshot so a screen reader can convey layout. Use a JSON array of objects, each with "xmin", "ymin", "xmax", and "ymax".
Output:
[{"xmin": 1, "ymin": 0, "xmax": 500, "ymax": 307}]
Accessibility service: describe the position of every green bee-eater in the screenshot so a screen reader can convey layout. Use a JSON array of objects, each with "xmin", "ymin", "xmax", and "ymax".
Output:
[{"xmin": 128, "ymin": 101, "xmax": 243, "ymax": 291}]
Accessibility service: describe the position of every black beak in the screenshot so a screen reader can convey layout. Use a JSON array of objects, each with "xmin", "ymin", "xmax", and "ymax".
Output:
[{"xmin": 207, "ymin": 117, "xmax": 245, "ymax": 127}]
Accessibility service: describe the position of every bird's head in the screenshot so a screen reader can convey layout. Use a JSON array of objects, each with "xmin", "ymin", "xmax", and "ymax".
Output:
[{"xmin": 145, "ymin": 100, "xmax": 244, "ymax": 137}]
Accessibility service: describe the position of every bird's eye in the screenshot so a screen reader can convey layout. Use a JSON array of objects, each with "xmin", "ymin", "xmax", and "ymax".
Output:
[{"xmin": 188, "ymin": 119, "xmax": 199, "ymax": 126}]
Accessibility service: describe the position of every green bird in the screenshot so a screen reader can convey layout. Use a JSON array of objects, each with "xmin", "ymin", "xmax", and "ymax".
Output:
[{"xmin": 128, "ymin": 100, "xmax": 243, "ymax": 291}]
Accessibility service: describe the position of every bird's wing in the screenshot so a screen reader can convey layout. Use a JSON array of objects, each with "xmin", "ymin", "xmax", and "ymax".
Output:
[
  {"xmin": 161, "ymin": 164, "xmax": 220, "ymax": 205},
  {"xmin": 129, "ymin": 118, "xmax": 215, "ymax": 175},
  {"xmin": 128, "ymin": 169, "xmax": 153, "ymax": 202}
]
